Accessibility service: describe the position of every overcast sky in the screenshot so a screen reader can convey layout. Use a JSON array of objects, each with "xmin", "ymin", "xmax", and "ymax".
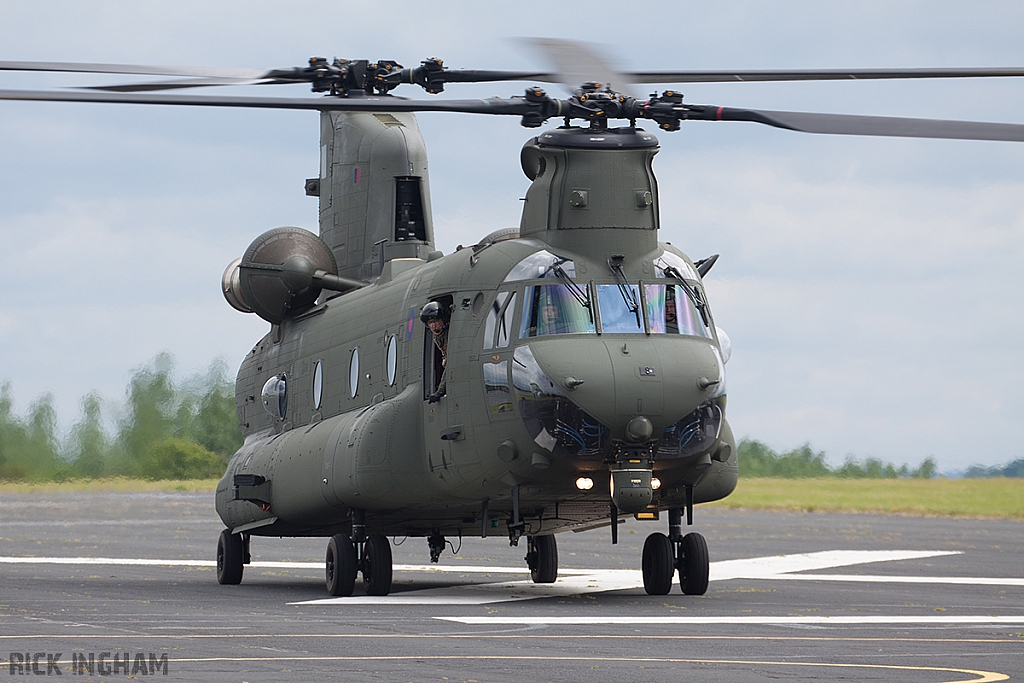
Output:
[{"xmin": 1, "ymin": 1, "xmax": 1022, "ymax": 472}]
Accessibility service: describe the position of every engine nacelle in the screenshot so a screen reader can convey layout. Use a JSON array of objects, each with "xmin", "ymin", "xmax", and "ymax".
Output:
[{"xmin": 221, "ymin": 227, "xmax": 363, "ymax": 324}]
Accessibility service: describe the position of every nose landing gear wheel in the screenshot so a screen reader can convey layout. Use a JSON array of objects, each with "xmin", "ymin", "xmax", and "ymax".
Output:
[
  {"xmin": 677, "ymin": 531, "xmax": 709, "ymax": 595},
  {"xmin": 642, "ymin": 532, "xmax": 674, "ymax": 595},
  {"xmin": 361, "ymin": 534, "xmax": 393, "ymax": 596},
  {"xmin": 526, "ymin": 534, "xmax": 558, "ymax": 583},
  {"xmin": 325, "ymin": 533, "xmax": 357, "ymax": 596},
  {"xmin": 216, "ymin": 529, "xmax": 244, "ymax": 585}
]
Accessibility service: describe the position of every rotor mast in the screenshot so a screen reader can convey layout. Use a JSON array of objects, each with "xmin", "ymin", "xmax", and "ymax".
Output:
[{"xmin": 315, "ymin": 110, "xmax": 435, "ymax": 281}]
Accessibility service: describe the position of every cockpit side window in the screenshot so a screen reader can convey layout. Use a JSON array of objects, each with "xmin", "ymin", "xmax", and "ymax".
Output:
[
  {"xmin": 483, "ymin": 291, "xmax": 518, "ymax": 349},
  {"xmin": 496, "ymin": 291, "xmax": 517, "ymax": 347},
  {"xmin": 483, "ymin": 360, "xmax": 513, "ymax": 417}
]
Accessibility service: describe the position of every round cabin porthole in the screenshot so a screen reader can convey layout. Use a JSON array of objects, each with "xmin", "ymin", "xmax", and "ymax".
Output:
[
  {"xmin": 349, "ymin": 348, "xmax": 360, "ymax": 398},
  {"xmin": 261, "ymin": 374, "xmax": 287, "ymax": 420},
  {"xmin": 386, "ymin": 335, "xmax": 397, "ymax": 386},
  {"xmin": 312, "ymin": 360, "xmax": 323, "ymax": 410}
]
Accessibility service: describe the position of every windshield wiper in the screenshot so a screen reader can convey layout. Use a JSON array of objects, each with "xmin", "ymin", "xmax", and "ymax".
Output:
[
  {"xmin": 552, "ymin": 261, "xmax": 593, "ymax": 322},
  {"xmin": 607, "ymin": 255, "xmax": 639, "ymax": 312},
  {"xmin": 607, "ymin": 255, "xmax": 643, "ymax": 331}
]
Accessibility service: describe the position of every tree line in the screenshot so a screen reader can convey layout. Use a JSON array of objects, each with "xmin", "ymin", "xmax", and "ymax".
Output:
[
  {"xmin": 737, "ymin": 440, "xmax": 939, "ymax": 479},
  {"xmin": 0, "ymin": 353, "xmax": 239, "ymax": 481},
  {"xmin": 737, "ymin": 439, "xmax": 1021, "ymax": 478}
]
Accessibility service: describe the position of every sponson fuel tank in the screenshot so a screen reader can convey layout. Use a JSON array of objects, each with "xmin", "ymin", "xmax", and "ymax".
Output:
[{"xmin": 216, "ymin": 386, "xmax": 433, "ymax": 535}]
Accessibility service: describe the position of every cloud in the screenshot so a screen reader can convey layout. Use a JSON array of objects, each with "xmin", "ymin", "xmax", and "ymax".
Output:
[{"xmin": 1, "ymin": 1, "xmax": 1023, "ymax": 471}]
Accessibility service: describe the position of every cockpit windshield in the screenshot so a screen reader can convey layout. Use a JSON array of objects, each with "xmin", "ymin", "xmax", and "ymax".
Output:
[
  {"xmin": 519, "ymin": 285, "xmax": 596, "ymax": 337},
  {"xmin": 595, "ymin": 284, "xmax": 643, "ymax": 333},
  {"xmin": 506, "ymin": 249, "xmax": 713, "ymax": 338}
]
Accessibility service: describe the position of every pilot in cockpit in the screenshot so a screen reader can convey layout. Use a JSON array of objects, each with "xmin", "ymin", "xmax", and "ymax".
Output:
[
  {"xmin": 664, "ymin": 288, "xmax": 679, "ymax": 334},
  {"xmin": 538, "ymin": 297, "xmax": 570, "ymax": 335}
]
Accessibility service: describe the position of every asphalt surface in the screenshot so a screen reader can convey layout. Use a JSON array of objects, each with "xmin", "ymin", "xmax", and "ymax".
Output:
[{"xmin": 1, "ymin": 490, "xmax": 1022, "ymax": 682}]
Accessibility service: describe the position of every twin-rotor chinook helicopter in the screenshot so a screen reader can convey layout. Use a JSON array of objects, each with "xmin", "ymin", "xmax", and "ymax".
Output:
[{"xmin": 4, "ymin": 41, "xmax": 1024, "ymax": 597}]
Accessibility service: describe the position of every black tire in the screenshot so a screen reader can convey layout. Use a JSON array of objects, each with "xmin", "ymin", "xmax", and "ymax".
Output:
[
  {"xmin": 216, "ymin": 529, "xmax": 244, "ymax": 585},
  {"xmin": 362, "ymin": 534, "xmax": 393, "ymax": 596},
  {"xmin": 642, "ymin": 532, "xmax": 674, "ymax": 595},
  {"xmin": 678, "ymin": 531, "xmax": 709, "ymax": 595},
  {"xmin": 325, "ymin": 533, "xmax": 357, "ymax": 597},
  {"xmin": 528, "ymin": 535, "xmax": 558, "ymax": 584}
]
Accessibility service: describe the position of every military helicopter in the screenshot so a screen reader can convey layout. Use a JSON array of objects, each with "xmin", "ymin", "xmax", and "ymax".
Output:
[{"xmin": 3, "ymin": 41, "xmax": 1024, "ymax": 598}]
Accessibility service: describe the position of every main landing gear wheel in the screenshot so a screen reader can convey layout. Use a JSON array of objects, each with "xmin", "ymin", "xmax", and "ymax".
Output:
[
  {"xmin": 361, "ymin": 534, "xmax": 393, "ymax": 596},
  {"xmin": 216, "ymin": 529, "xmax": 244, "ymax": 585},
  {"xmin": 526, "ymin": 534, "xmax": 558, "ymax": 584},
  {"xmin": 642, "ymin": 532, "xmax": 674, "ymax": 595},
  {"xmin": 325, "ymin": 533, "xmax": 357, "ymax": 597},
  {"xmin": 677, "ymin": 531, "xmax": 709, "ymax": 595}
]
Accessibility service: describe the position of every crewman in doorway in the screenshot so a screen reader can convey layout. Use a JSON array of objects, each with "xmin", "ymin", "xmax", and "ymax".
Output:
[{"xmin": 421, "ymin": 301, "xmax": 448, "ymax": 403}]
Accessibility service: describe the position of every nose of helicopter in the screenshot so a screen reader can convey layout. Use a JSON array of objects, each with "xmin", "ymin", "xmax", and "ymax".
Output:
[{"xmin": 524, "ymin": 335, "xmax": 722, "ymax": 440}]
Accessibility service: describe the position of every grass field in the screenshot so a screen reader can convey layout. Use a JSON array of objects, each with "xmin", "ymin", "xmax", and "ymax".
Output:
[
  {"xmin": 1, "ymin": 476, "xmax": 1021, "ymax": 520},
  {"xmin": 710, "ymin": 477, "xmax": 1024, "ymax": 519},
  {"xmin": 0, "ymin": 477, "xmax": 221, "ymax": 494}
]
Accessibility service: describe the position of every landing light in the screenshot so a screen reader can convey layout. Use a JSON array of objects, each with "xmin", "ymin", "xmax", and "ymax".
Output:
[
  {"xmin": 651, "ymin": 477, "xmax": 662, "ymax": 490},
  {"xmin": 575, "ymin": 477, "xmax": 594, "ymax": 491}
]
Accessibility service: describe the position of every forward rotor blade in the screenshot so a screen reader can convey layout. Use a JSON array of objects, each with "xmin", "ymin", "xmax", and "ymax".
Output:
[
  {"xmin": 525, "ymin": 38, "xmax": 634, "ymax": 96},
  {"xmin": 630, "ymin": 67, "xmax": 1024, "ymax": 84},
  {"xmin": 0, "ymin": 88, "xmax": 534, "ymax": 116},
  {"xmin": 4, "ymin": 87, "xmax": 1024, "ymax": 143},
  {"xmin": 0, "ymin": 59, "xmax": 269, "ymax": 79},
  {"xmin": 711, "ymin": 106, "xmax": 1024, "ymax": 142}
]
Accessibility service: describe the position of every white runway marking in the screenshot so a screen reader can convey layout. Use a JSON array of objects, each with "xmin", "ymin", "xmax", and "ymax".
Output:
[
  {"xmin": 708, "ymin": 550, "xmax": 961, "ymax": 580},
  {"xmin": 6, "ymin": 550, "xmax": 1023, "ymax": 607},
  {"xmin": 296, "ymin": 569, "xmax": 646, "ymax": 605},
  {"xmin": 765, "ymin": 573, "xmax": 1024, "ymax": 586},
  {"xmin": 437, "ymin": 615, "xmax": 1024, "ymax": 626},
  {"xmin": 292, "ymin": 549, "xmax": 1009, "ymax": 606}
]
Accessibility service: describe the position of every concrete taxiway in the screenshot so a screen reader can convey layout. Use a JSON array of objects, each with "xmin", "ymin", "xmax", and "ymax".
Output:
[{"xmin": 1, "ymin": 489, "xmax": 1022, "ymax": 682}]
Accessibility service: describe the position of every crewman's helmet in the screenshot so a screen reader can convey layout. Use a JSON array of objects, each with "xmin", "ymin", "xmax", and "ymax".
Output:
[{"xmin": 420, "ymin": 301, "xmax": 444, "ymax": 324}]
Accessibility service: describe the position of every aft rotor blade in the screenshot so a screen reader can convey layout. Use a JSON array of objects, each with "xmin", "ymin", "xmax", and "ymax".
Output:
[
  {"xmin": 0, "ymin": 88, "xmax": 536, "ymax": 115},
  {"xmin": 0, "ymin": 59, "xmax": 269, "ymax": 79},
  {"xmin": 8, "ymin": 60, "xmax": 1024, "ymax": 88},
  {"xmin": 710, "ymin": 106, "xmax": 1024, "ymax": 142},
  {"xmin": 90, "ymin": 70, "xmax": 559, "ymax": 93},
  {"xmin": 0, "ymin": 59, "xmax": 560, "ymax": 92},
  {"xmin": 86, "ymin": 77, "xmax": 286, "ymax": 92},
  {"xmin": 630, "ymin": 67, "xmax": 1024, "ymax": 84}
]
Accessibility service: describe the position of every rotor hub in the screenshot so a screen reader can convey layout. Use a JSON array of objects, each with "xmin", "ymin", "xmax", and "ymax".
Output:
[{"xmin": 534, "ymin": 126, "xmax": 658, "ymax": 150}]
